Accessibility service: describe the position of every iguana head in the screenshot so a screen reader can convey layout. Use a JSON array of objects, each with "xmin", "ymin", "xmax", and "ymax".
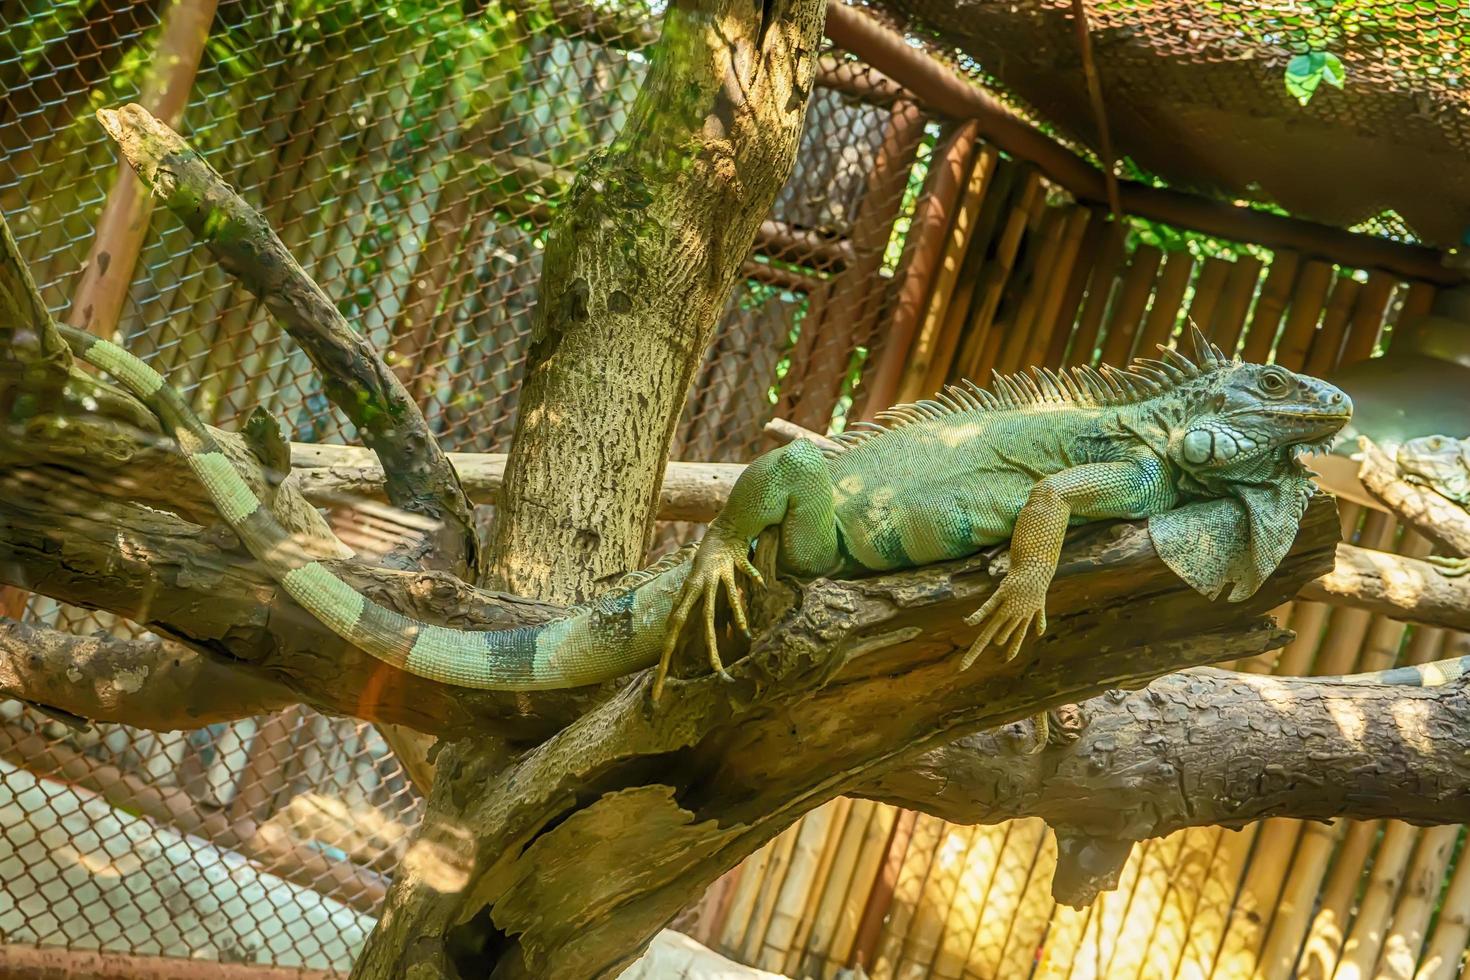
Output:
[
  {"xmin": 1396, "ymin": 434, "xmax": 1470, "ymax": 503},
  {"xmin": 1166, "ymin": 355, "xmax": 1352, "ymax": 484}
]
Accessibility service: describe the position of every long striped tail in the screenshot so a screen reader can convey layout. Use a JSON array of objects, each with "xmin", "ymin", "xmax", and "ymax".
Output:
[
  {"xmin": 59, "ymin": 324, "xmax": 682, "ymax": 690},
  {"xmin": 1329, "ymin": 655, "xmax": 1469, "ymax": 688}
]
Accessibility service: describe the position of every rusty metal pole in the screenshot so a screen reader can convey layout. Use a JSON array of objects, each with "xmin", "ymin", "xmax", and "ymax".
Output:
[
  {"xmin": 65, "ymin": 0, "xmax": 218, "ymax": 336},
  {"xmin": 859, "ymin": 118, "xmax": 981, "ymax": 418},
  {"xmin": 782, "ymin": 97, "xmax": 928, "ymax": 432}
]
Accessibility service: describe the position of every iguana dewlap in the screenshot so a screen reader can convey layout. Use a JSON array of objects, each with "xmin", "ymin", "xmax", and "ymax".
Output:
[{"xmin": 60, "ymin": 324, "xmax": 1350, "ymax": 696}]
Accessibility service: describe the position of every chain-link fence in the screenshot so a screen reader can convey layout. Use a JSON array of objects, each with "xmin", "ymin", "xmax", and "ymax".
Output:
[{"xmin": 1, "ymin": 0, "xmax": 926, "ymax": 970}]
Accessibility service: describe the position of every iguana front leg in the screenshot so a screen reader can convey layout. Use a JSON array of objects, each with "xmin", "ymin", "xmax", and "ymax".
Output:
[
  {"xmin": 964, "ymin": 456, "xmax": 1174, "ymax": 666},
  {"xmin": 655, "ymin": 439, "xmax": 839, "ymax": 699}
]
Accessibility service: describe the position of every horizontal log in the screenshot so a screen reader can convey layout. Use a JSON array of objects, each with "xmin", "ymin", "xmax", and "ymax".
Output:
[
  {"xmin": 865, "ymin": 661, "xmax": 1470, "ymax": 905},
  {"xmin": 1299, "ymin": 543, "xmax": 1470, "ymax": 631},
  {"xmin": 1357, "ymin": 436, "xmax": 1470, "ymax": 557},
  {"xmin": 0, "ymin": 943, "xmax": 335, "ymax": 980}
]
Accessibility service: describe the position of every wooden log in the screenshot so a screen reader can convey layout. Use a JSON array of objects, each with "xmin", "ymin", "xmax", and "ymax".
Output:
[
  {"xmin": 1097, "ymin": 243, "xmax": 1164, "ymax": 367},
  {"xmin": 1132, "ymin": 250, "xmax": 1194, "ymax": 358},
  {"xmin": 1062, "ymin": 220, "xmax": 1127, "ymax": 367},
  {"xmin": 0, "ymin": 944, "xmax": 335, "ymax": 980},
  {"xmin": 1206, "ymin": 255, "xmax": 1265, "ymax": 356},
  {"xmin": 1239, "ymin": 251, "xmax": 1302, "ymax": 362}
]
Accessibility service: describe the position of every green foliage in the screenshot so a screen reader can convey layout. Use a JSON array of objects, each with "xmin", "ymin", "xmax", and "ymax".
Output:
[{"xmin": 1284, "ymin": 50, "xmax": 1345, "ymax": 105}]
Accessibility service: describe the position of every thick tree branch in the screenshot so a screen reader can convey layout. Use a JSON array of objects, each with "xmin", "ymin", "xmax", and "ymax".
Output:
[
  {"xmin": 864, "ymin": 664, "xmax": 1470, "ymax": 905},
  {"xmin": 1300, "ymin": 543, "xmax": 1470, "ymax": 631},
  {"xmin": 0, "ymin": 618, "xmax": 295, "ymax": 730},
  {"xmin": 1357, "ymin": 436, "xmax": 1470, "ymax": 556},
  {"xmin": 94, "ymin": 104, "xmax": 478, "ymax": 576}
]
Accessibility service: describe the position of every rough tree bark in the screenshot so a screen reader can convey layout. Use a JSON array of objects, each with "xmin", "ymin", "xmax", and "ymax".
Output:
[{"xmin": 1, "ymin": 13, "xmax": 1468, "ymax": 980}]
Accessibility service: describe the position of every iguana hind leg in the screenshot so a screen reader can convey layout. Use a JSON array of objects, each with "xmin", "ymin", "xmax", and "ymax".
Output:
[{"xmin": 654, "ymin": 439, "xmax": 840, "ymax": 700}]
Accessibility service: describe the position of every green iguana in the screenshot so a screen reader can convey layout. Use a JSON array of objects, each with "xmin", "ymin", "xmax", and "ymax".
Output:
[
  {"xmin": 59, "ymin": 324, "xmax": 1352, "ymax": 698},
  {"xmin": 1394, "ymin": 433, "xmax": 1470, "ymax": 577}
]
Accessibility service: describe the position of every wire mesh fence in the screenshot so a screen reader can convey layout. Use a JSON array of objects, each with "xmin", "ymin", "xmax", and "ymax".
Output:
[
  {"xmin": 1, "ymin": 0, "xmax": 923, "ymax": 971},
  {"xmin": 3, "ymin": 0, "xmax": 1467, "ymax": 977}
]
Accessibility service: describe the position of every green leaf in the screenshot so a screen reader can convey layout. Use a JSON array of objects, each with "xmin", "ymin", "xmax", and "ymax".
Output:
[
  {"xmin": 1284, "ymin": 51, "xmax": 1345, "ymax": 104},
  {"xmin": 1320, "ymin": 52, "xmax": 1346, "ymax": 88}
]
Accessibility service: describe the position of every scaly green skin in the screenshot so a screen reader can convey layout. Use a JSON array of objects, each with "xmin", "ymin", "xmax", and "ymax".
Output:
[
  {"xmin": 1395, "ymin": 433, "xmax": 1470, "ymax": 577},
  {"xmin": 62, "ymin": 324, "xmax": 1350, "ymax": 695}
]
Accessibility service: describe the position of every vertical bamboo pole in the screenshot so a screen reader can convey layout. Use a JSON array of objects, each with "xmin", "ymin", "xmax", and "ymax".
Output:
[
  {"xmin": 1377, "ymin": 824, "xmax": 1461, "ymax": 979},
  {"xmin": 721, "ymin": 838, "xmax": 780, "ymax": 955},
  {"xmin": 1207, "ymin": 255, "xmax": 1265, "ymax": 356},
  {"xmin": 872, "ymin": 812, "xmax": 944, "ymax": 980},
  {"xmin": 1331, "ymin": 823, "xmax": 1420, "ymax": 980},
  {"xmin": 759, "ymin": 802, "xmax": 843, "ymax": 971},
  {"xmin": 692, "ymin": 865, "xmax": 742, "ymax": 947},
  {"xmin": 895, "ymin": 823, "xmax": 976, "ymax": 979},
  {"xmin": 1184, "ymin": 256, "xmax": 1231, "ymax": 336},
  {"xmin": 1096, "ymin": 243, "xmax": 1163, "ymax": 366},
  {"xmin": 1139, "ymin": 825, "xmax": 1218, "ymax": 979},
  {"xmin": 1062, "ymin": 220, "xmax": 1127, "ymax": 367},
  {"xmin": 995, "ymin": 827, "xmax": 1060, "ymax": 980},
  {"xmin": 1413, "ymin": 841, "xmax": 1470, "ymax": 980},
  {"xmin": 931, "ymin": 824, "xmax": 1009, "ymax": 980},
  {"xmin": 1337, "ymin": 271, "xmax": 1396, "ymax": 367},
  {"xmin": 1066, "ymin": 846, "xmax": 1148, "ymax": 980},
  {"xmin": 1298, "ymin": 821, "xmax": 1382, "ymax": 980},
  {"xmin": 785, "ymin": 99, "xmax": 927, "ymax": 432},
  {"xmin": 1036, "ymin": 905, "xmax": 1093, "ymax": 980},
  {"xmin": 825, "ymin": 804, "xmax": 899, "ymax": 975},
  {"xmin": 1239, "ymin": 251, "xmax": 1301, "ymax": 363},
  {"xmin": 782, "ymin": 798, "xmax": 854, "ymax": 974},
  {"xmin": 1132, "ymin": 249, "xmax": 1194, "ymax": 357},
  {"xmin": 1271, "ymin": 260, "xmax": 1335, "ymax": 368},
  {"xmin": 951, "ymin": 170, "xmax": 1042, "ymax": 382},
  {"xmin": 1256, "ymin": 819, "xmax": 1344, "ymax": 980},
  {"xmin": 993, "ymin": 206, "xmax": 1069, "ymax": 376},
  {"xmin": 967, "ymin": 818, "xmax": 1046, "ymax": 978},
  {"xmin": 1043, "ymin": 209, "xmax": 1108, "ymax": 366},
  {"xmin": 65, "ymin": 0, "xmax": 218, "ymax": 336},
  {"xmin": 852, "ymin": 808, "xmax": 919, "ymax": 974},
  {"xmin": 1180, "ymin": 826, "xmax": 1258, "ymax": 980},
  {"xmin": 808, "ymin": 799, "xmax": 879, "ymax": 976},
  {"xmin": 918, "ymin": 158, "xmax": 1018, "ymax": 394},
  {"xmin": 861, "ymin": 120, "xmax": 982, "ymax": 416},
  {"xmin": 1021, "ymin": 206, "xmax": 1094, "ymax": 369},
  {"xmin": 1106, "ymin": 830, "xmax": 1186, "ymax": 978},
  {"xmin": 898, "ymin": 145, "xmax": 998, "ymax": 403},
  {"xmin": 740, "ymin": 821, "xmax": 803, "ymax": 962},
  {"xmin": 1303, "ymin": 276, "xmax": 1361, "ymax": 376}
]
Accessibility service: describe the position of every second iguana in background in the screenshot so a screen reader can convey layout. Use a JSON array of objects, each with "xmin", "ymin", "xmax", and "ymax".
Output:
[{"xmin": 60, "ymin": 324, "xmax": 1351, "ymax": 699}]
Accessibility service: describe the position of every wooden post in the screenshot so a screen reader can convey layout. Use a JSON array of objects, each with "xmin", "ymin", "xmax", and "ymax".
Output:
[
  {"xmin": 1062, "ymin": 220, "xmax": 1127, "ymax": 366},
  {"xmin": 1273, "ymin": 260, "xmax": 1335, "ymax": 369},
  {"xmin": 1097, "ymin": 243, "xmax": 1163, "ymax": 365},
  {"xmin": 65, "ymin": 0, "xmax": 217, "ymax": 336},
  {"xmin": 1133, "ymin": 249, "xmax": 1195, "ymax": 357}
]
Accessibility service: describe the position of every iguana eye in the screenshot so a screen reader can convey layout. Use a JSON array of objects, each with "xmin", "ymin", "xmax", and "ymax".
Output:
[{"xmin": 1260, "ymin": 369, "xmax": 1289, "ymax": 395}]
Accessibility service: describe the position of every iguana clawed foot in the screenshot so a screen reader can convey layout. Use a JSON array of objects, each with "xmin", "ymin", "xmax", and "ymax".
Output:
[
  {"xmin": 960, "ymin": 563, "xmax": 1053, "ymax": 668},
  {"xmin": 652, "ymin": 534, "xmax": 763, "ymax": 701},
  {"xmin": 1425, "ymin": 554, "xmax": 1470, "ymax": 578}
]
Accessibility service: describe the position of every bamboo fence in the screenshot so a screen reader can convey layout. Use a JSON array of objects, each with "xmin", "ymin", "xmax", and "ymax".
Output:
[{"xmin": 688, "ymin": 137, "xmax": 1469, "ymax": 980}]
